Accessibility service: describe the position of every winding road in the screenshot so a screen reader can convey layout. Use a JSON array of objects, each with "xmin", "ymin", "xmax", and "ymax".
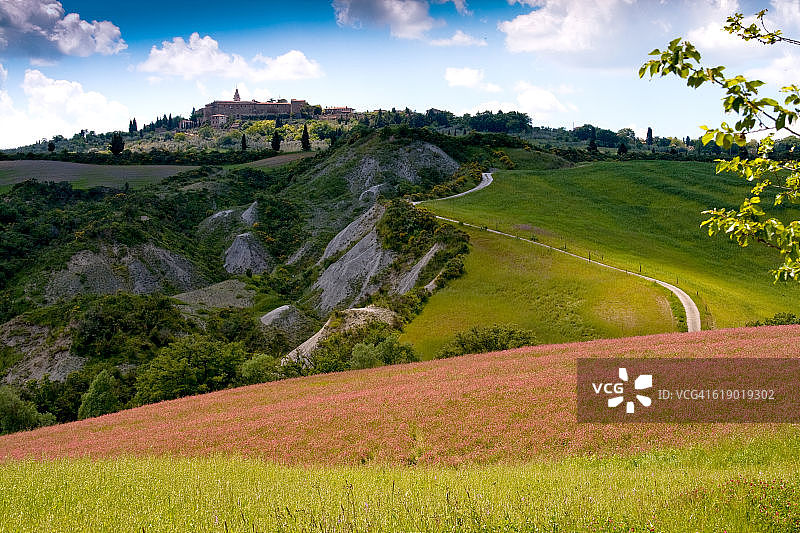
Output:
[{"xmin": 415, "ymin": 172, "xmax": 702, "ymax": 333}]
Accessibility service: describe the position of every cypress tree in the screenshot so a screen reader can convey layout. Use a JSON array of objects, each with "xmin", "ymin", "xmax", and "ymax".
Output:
[
  {"xmin": 271, "ymin": 130, "xmax": 281, "ymax": 151},
  {"xmin": 301, "ymin": 124, "xmax": 311, "ymax": 151}
]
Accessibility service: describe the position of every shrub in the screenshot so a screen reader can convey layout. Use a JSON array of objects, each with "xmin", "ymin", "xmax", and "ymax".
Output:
[
  {"xmin": 77, "ymin": 369, "xmax": 122, "ymax": 420},
  {"xmin": 0, "ymin": 386, "xmax": 55, "ymax": 435},
  {"xmin": 350, "ymin": 343, "xmax": 383, "ymax": 370},
  {"xmin": 134, "ymin": 336, "xmax": 247, "ymax": 405},
  {"xmin": 436, "ymin": 324, "xmax": 538, "ymax": 359},
  {"xmin": 238, "ymin": 353, "xmax": 283, "ymax": 385},
  {"xmin": 746, "ymin": 313, "xmax": 800, "ymax": 327}
]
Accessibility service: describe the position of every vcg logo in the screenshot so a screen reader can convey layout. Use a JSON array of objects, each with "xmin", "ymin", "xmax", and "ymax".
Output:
[{"xmin": 591, "ymin": 367, "xmax": 653, "ymax": 414}]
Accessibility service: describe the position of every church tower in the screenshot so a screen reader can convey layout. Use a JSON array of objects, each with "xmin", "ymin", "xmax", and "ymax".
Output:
[{"xmin": 233, "ymin": 87, "xmax": 241, "ymax": 102}]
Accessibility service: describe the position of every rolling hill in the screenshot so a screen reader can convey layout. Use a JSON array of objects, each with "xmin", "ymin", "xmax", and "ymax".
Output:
[
  {"xmin": 0, "ymin": 160, "xmax": 194, "ymax": 192},
  {"xmin": 2, "ymin": 325, "xmax": 798, "ymax": 464},
  {"xmin": 423, "ymin": 160, "xmax": 800, "ymax": 328}
]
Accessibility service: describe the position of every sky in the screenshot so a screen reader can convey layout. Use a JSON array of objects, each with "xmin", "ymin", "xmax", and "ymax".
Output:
[{"xmin": 1, "ymin": 0, "xmax": 799, "ymax": 148}]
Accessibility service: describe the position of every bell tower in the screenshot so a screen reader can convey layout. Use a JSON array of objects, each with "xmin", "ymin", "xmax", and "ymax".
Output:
[{"xmin": 233, "ymin": 87, "xmax": 241, "ymax": 102}]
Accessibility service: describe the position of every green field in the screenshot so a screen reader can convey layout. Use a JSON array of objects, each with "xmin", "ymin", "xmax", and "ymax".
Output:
[
  {"xmin": 0, "ymin": 160, "xmax": 194, "ymax": 190},
  {"xmin": 423, "ymin": 161, "xmax": 800, "ymax": 328},
  {"xmin": 2, "ymin": 434, "xmax": 799, "ymax": 532},
  {"xmin": 401, "ymin": 226, "xmax": 676, "ymax": 359}
]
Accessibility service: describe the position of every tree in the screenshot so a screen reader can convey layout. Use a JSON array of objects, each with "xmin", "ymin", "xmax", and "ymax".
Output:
[
  {"xmin": 641, "ymin": 8, "xmax": 800, "ymax": 280},
  {"xmin": 617, "ymin": 142, "xmax": 628, "ymax": 155},
  {"xmin": 271, "ymin": 130, "xmax": 281, "ymax": 151},
  {"xmin": 109, "ymin": 132, "xmax": 124, "ymax": 155},
  {"xmin": 0, "ymin": 386, "xmax": 55, "ymax": 435},
  {"xmin": 645, "ymin": 127, "xmax": 653, "ymax": 146},
  {"xmin": 77, "ymin": 369, "xmax": 122, "ymax": 420},
  {"xmin": 47, "ymin": 141, "xmax": 55, "ymax": 152},
  {"xmin": 301, "ymin": 123, "xmax": 311, "ymax": 151},
  {"xmin": 241, "ymin": 133, "xmax": 247, "ymax": 151},
  {"xmin": 587, "ymin": 126, "xmax": 598, "ymax": 153},
  {"xmin": 133, "ymin": 335, "xmax": 246, "ymax": 405}
]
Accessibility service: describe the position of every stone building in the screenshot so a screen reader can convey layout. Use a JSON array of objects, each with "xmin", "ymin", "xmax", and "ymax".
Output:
[{"xmin": 200, "ymin": 89, "xmax": 308, "ymax": 124}]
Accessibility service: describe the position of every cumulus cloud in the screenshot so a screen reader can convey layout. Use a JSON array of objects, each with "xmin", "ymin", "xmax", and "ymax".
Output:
[
  {"xmin": 499, "ymin": 0, "xmax": 626, "ymax": 53},
  {"xmin": 137, "ymin": 33, "xmax": 323, "ymax": 82},
  {"xmin": 445, "ymin": 67, "xmax": 501, "ymax": 92},
  {"xmin": 462, "ymin": 82, "xmax": 572, "ymax": 122},
  {"xmin": 429, "ymin": 29, "xmax": 485, "ymax": 46},
  {"xmin": 333, "ymin": 0, "xmax": 436, "ymax": 39},
  {"xmin": 0, "ymin": 0, "xmax": 126, "ymax": 58},
  {"xmin": 332, "ymin": 0, "xmax": 469, "ymax": 39},
  {"xmin": 0, "ymin": 68, "xmax": 129, "ymax": 148},
  {"xmin": 437, "ymin": 0, "xmax": 470, "ymax": 15},
  {"xmin": 746, "ymin": 51, "xmax": 800, "ymax": 87}
]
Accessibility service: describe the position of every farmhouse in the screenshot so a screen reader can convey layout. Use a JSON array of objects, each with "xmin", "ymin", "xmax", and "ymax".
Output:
[
  {"xmin": 200, "ymin": 89, "xmax": 308, "ymax": 124},
  {"xmin": 323, "ymin": 106, "xmax": 354, "ymax": 119}
]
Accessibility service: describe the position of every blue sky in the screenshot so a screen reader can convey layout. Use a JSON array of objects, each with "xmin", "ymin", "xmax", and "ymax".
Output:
[{"xmin": 0, "ymin": 0, "xmax": 798, "ymax": 148}]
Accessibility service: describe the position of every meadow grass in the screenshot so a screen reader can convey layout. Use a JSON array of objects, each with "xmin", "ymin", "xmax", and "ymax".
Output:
[
  {"xmin": 0, "ymin": 160, "xmax": 192, "ymax": 190},
  {"xmin": 424, "ymin": 161, "xmax": 800, "ymax": 328},
  {"xmin": 401, "ymin": 226, "xmax": 676, "ymax": 359},
  {"xmin": 1, "ymin": 434, "xmax": 799, "ymax": 532}
]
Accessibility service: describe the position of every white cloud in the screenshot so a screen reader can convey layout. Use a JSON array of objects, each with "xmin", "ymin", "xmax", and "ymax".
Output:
[
  {"xmin": 223, "ymin": 83, "xmax": 271, "ymax": 102},
  {"xmin": 445, "ymin": 67, "xmax": 501, "ymax": 92},
  {"xmin": 137, "ymin": 33, "xmax": 323, "ymax": 82},
  {"xmin": 770, "ymin": 0, "xmax": 800, "ymax": 26},
  {"xmin": 514, "ymin": 81, "xmax": 569, "ymax": 115},
  {"xmin": 429, "ymin": 29, "xmax": 486, "ymax": 46},
  {"xmin": 746, "ymin": 51, "xmax": 800, "ymax": 87},
  {"xmin": 499, "ymin": 0, "xmax": 626, "ymax": 53},
  {"xmin": 0, "ymin": 0, "xmax": 126, "ymax": 58},
  {"xmin": 333, "ymin": 0, "xmax": 436, "ymax": 39},
  {"xmin": 0, "ymin": 64, "xmax": 7, "ymax": 86},
  {"xmin": 461, "ymin": 81, "xmax": 571, "ymax": 122},
  {"xmin": 435, "ymin": 0, "xmax": 471, "ymax": 15},
  {"xmin": 0, "ymin": 69, "xmax": 129, "ymax": 149}
]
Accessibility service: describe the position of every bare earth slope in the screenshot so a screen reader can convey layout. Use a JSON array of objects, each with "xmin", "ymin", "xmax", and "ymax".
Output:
[{"xmin": 2, "ymin": 326, "xmax": 797, "ymax": 464}]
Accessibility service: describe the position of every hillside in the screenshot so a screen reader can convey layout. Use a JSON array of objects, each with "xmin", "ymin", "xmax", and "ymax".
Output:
[
  {"xmin": 0, "ymin": 160, "xmax": 194, "ymax": 193},
  {"xmin": 400, "ymin": 226, "xmax": 677, "ymax": 358},
  {"xmin": 2, "ymin": 325, "xmax": 798, "ymax": 464},
  {"xmin": 425, "ymin": 161, "xmax": 800, "ymax": 327}
]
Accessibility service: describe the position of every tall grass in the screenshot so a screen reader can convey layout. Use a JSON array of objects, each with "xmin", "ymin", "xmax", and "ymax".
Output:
[{"xmin": 2, "ymin": 435, "xmax": 799, "ymax": 532}]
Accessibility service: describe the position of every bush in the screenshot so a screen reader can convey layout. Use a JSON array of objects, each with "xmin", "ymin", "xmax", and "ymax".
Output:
[
  {"xmin": 134, "ymin": 336, "xmax": 247, "ymax": 405},
  {"xmin": 238, "ymin": 354, "xmax": 282, "ymax": 385},
  {"xmin": 350, "ymin": 343, "xmax": 383, "ymax": 370},
  {"xmin": 436, "ymin": 324, "xmax": 538, "ymax": 359},
  {"xmin": 0, "ymin": 386, "xmax": 55, "ymax": 435},
  {"xmin": 746, "ymin": 313, "xmax": 800, "ymax": 327},
  {"xmin": 77, "ymin": 369, "xmax": 122, "ymax": 420}
]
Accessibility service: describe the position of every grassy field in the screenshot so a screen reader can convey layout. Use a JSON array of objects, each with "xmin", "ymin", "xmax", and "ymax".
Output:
[
  {"xmin": 0, "ymin": 160, "xmax": 194, "ymax": 190},
  {"xmin": 2, "ymin": 327, "xmax": 799, "ymax": 530},
  {"xmin": 2, "ymin": 439, "xmax": 799, "ymax": 532},
  {"xmin": 424, "ymin": 161, "xmax": 800, "ymax": 328},
  {"xmin": 241, "ymin": 151, "xmax": 315, "ymax": 169},
  {"xmin": 401, "ymin": 226, "xmax": 676, "ymax": 359},
  {"xmin": 2, "ymin": 326, "xmax": 798, "ymax": 464}
]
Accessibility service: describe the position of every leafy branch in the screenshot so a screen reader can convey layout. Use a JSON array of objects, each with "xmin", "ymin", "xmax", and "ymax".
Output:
[{"xmin": 639, "ymin": 9, "xmax": 800, "ymax": 280}]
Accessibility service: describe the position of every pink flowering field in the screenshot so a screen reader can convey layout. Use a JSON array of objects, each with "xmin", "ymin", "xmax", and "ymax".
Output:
[{"xmin": 1, "ymin": 326, "xmax": 799, "ymax": 465}]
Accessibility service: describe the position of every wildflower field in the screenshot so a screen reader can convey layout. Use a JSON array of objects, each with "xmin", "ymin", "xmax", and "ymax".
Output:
[
  {"xmin": 2, "ymin": 326, "xmax": 799, "ymax": 463},
  {"xmin": 2, "ymin": 326, "xmax": 799, "ymax": 531}
]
